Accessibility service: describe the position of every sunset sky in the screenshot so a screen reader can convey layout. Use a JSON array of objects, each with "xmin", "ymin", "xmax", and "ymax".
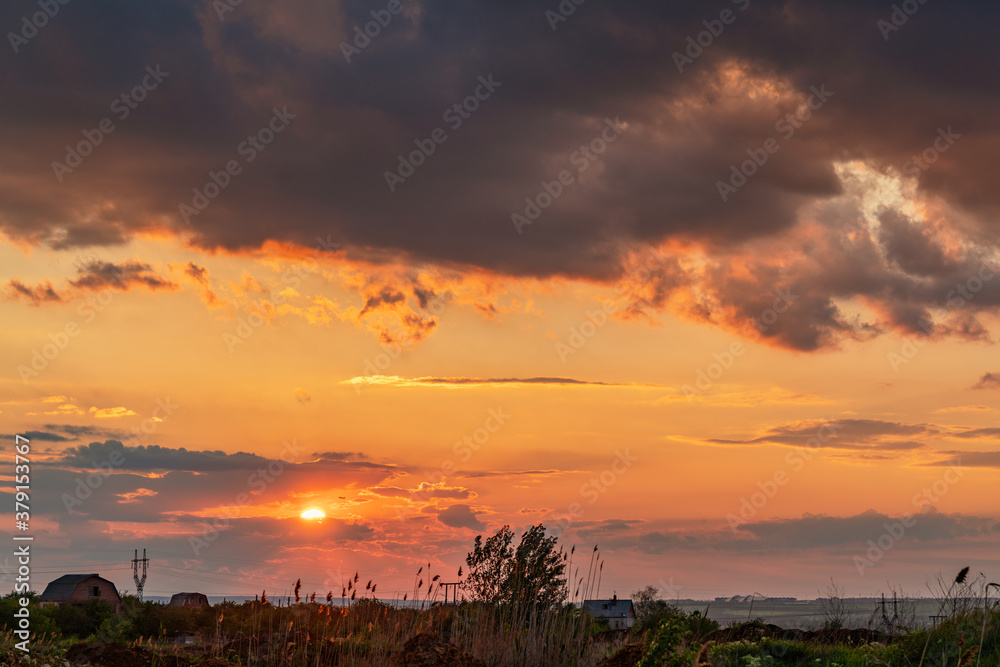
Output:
[{"xmin": 2, "ymin": 0, "xmax": 999, "ymax": 602}]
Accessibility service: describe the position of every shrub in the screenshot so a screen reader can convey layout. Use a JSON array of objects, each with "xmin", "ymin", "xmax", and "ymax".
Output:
[
  {"xmin": 41, "ymin": 599, "xmax": 116, "ymax": 638},
  {"xmin": 637, "ymin": 616, "xmax": 698, "ymax": 667}
]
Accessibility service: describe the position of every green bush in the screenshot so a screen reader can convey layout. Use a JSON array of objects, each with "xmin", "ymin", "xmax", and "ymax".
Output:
[
  {"xmin": 633, "ymin": 598, "xmax": 683, "ymax": 634},
  {"xmin": 0, "ymin": 592, "xmax": 58, "ymax": 636},
  {"xmin": 638, "ymin": 616, "xmax": 700, "ymax": 667},
  {"xmin": 708, "ymin": 637, "xmax": 902, "ymax": 666},
  {"xmin": 124, "ymin": 599, "xmax": 219, "ymax": 639},
  {"xmin": 686, "ymin": 609, "xmax": 720, "ymax": 638},
  {"xmin": 41, "ymin": 598, "xmax": 116, "ymax": 638}
]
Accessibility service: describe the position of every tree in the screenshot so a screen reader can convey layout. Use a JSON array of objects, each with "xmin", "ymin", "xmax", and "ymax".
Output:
[
  {"xmin": 633, "ymin": 585, "xmax": 663, "ymax": 620},
  {"xmin": 510, "ymin": 524, "xmax": 568, "ymax": 609},
  {"xmin": 632, "ymin": 584, "xmax": 682, "ymax": 633},
  {"xmin": 819, "ymin": 578, "xmax": 849, "ymax": 630},
  {"xmin": 464, "ymin": 525, "xmax": 513, "ymax": 605},
  {"xmin": 464, "ymin": 524, "xmax": 567, "ymax": 610}
]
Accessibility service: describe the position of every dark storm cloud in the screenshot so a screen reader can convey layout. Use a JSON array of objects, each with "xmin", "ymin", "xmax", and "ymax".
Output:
[
  {"xmin": 3, "ymin": 0, "xmax": 1000, "ymax": 349},
  {"xmin": 877, "ymin": 210, "xmax": 957, "ymax": 278}
]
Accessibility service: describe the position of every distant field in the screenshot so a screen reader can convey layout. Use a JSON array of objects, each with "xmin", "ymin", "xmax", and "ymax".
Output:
[
  {"xmin": 674, "ymin": 598, "xmax": 947, "ymax": 629},
  {"xmin": 143, "ymin": 595, "xmax": 950, "ymax": 630}
]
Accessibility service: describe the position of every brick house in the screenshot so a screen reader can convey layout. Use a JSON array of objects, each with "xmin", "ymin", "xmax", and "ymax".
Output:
[
  {"xmin": 168, "ymin": 592, "xmax": 210, "ymax": 608},
  {"xmin": 39, "ymin": 574, "xmax": 122, "ymax": 615}
]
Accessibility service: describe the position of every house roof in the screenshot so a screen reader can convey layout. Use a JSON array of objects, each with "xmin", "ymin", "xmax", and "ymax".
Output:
[
  {"xmin": 39, "ymin": 574, "xmax": 118, "ymax": 602},
  {"xmin": 583, "ymin": 598, "xmax": 634, "ymax": 618}
]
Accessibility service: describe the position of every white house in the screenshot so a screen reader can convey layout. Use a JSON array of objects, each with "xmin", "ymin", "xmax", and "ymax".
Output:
[{"xmin": 583, "ymin": 594, "xmax": 635, "ymax": 629}]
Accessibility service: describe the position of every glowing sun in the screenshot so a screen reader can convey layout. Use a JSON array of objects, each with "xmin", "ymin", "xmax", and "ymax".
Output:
[{"xmin": 301, "ymin": 508, "xmax": 325, "ymax": 520}]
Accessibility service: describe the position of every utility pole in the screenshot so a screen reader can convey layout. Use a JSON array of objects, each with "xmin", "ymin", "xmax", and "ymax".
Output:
[
  {"xmin": 132, "ymin": 549, "xmax": 149, "ymax": 601},
  {"xmin": 439, "ymin": 582, "xmax": 462, "ymax": 605}
]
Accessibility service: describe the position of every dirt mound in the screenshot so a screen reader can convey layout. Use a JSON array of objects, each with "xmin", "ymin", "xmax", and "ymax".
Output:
[
  {"xmin": 156, "ymin": 656, "xmax": 193, "ymax": 667},
  {"xmin": 64, "ymin": 642, "xmax": 154, "ymax": 667},
  {"xmin": 391, "ymin": 633, "xmax": 486, "ymax": 667},
  {"xmin": 599, "ymin": 641, "xmax": 645, "ymax": 667}
]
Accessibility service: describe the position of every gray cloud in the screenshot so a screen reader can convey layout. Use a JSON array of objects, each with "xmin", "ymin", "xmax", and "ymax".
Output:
[
  {"xmin": 42, "ymin": 424, "xmax": 129, "ymax": 441},
  {"xmin": 735, "ymin": 509, "xmax": 996, "ymax": 550},
  {"xmin": 42, "ymin": 440, "xmax": 394, "ymax": 476},
  {"xmin": 3, "ymin": 280, "xmax": 63, "ymax": 305},
  {"xmin": 562, "ymin": 510, "xmax": 999, "ymax": 555},
  {"xmin": 971, "ymin": 372, "xmax": 1000, "ymax": 391},
  {"xmin": 69, "ymin": 260, "xmax": 177, "ymax": 292},
  {"xmin": 2, "ymin": 0, "xmax": 1000, "ymax": 351},
  {"xmin": 706, "ymin": 418, "xmax": 935, "ymax": 451},
  {"xmin": 949, "ymin": 427, "xmax": 1000, "ymax": 439},
  {"xmin": 435, "ymin": 504, "xmax": 485, "ymax": 530},
  {"xmin": 370, "ymin": 485, "xmax": 471, "ymax": 500},
  {"xmin": 925, "ymin": 452, "xmax": 1000, "ymax": 469},
  {"xmin": 351, "ymin": 376, "xmax": 618, "ymax": 387},
  {"xmin": 0, "ymin": 430, "xmax": 71, "ymax": 442}
]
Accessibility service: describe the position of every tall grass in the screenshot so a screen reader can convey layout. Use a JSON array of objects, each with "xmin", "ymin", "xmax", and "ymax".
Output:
[
  {"xmin": 201, "ymin": 592, "xmax": 621, "ymax": 666},
  {"xmin": 194, "ymin": 554, "xmax": 616, "ymax": 665},
  {"xmin": 0, "ymin": 560, "xmax": 623, "ymax": 667}
]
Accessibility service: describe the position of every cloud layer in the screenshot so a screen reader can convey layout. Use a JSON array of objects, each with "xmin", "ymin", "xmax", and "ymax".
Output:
[{"xmin": 3, "ymin": 1, "xmax": 1000, "ymax": 350}]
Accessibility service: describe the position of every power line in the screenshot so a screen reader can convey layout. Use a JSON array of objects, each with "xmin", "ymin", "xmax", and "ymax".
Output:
[
  {"xmin": 149, "ymin": 564, "xmax": 331, "ymax": 593},
  {"xmin": 132, "ymin": 549, "xmax": 149, "ymax": 601},
  {"xmin": 28, "ymin": 545, "xmax": 352, "ymax": 575},
  {"xmin": 24, "ymin": 549, "xmax": 417, "ymax": 598}
]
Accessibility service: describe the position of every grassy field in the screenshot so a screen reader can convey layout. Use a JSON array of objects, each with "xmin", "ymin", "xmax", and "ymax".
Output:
[
  {"xmin": 1, "ymin": 570, "xmax": 995, "ymax": 665},
  {"xmin": 0, "ymin": 596, "xmax": 996, "ymax": 666},
  {"xmin": 674, "ymin": 597, "xmax": 947, "ymax": 630}
]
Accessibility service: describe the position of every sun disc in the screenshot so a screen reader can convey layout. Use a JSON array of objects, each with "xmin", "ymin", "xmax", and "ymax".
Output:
[{"xmin": 301, "ymin": 508, "xmax": 325, "ymax": 519}]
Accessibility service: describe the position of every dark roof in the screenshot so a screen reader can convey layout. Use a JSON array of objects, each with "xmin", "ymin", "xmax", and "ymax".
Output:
[
  {"xmin": 582, "ymin": 598, "xmax": 634, "ymax": 618},
  {"xmin": 169, "ymin": 592, "xmax": 209, "ymax": 606},
  {"xmin": 40, "ymin": 574, "xmax": 117, "ymax": 602}
]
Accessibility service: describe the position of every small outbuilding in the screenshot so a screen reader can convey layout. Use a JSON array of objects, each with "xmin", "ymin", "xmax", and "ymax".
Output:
[
  {"xmin": 168, "ymin": 592, "xmax": 210, "ymax": 608},
  {"xmin": 39, "ymin": 574, "xmax": 122, "ymax": 615},
  {"xmin": 583, "ymin": 594, "xmax": 635, "ymax": 630}
]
